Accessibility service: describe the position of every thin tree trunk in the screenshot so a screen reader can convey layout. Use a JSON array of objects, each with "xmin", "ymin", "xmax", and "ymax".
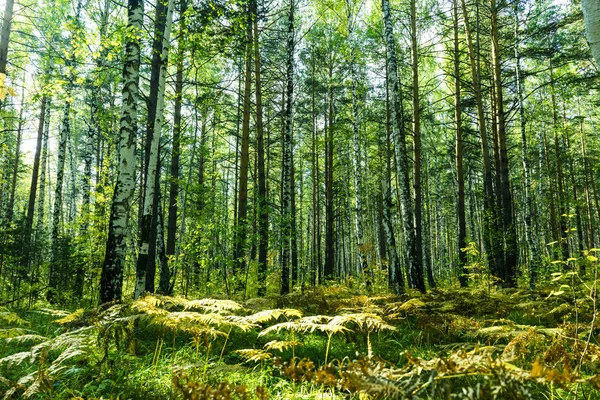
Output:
[
  {"xmin": 580, "ymin": 119, "xmax": 595, "ymax": 248},
  {"xmin": 514, "ymin": 2, "xmax": 540, "ymax": 288},
  {"xmin": 24, "ymin": 97, "xmax": 47, "ymax": 266},
  {"xmin": 232, "ymin": 6, "xmax": 253, "ymax": 292},
  {"xmin": 324, "ymin": 63, "xmax": 335, "ymax": 280},
  {"xmin": 459, "ymin": 0, "xmax": 502, "ymax": 280},
  {"xmin": 135, "ymin": 0, "xmax": 174, "ymax": 299},
  {"xmin": 280, "ymin": 0, "xmax": 295, "ymax": 294},
  {"xmin": 549, "ymin": 65, "xmax": 569, "ymax": 262},
  {"xmin": 491, "ymin": 0, "xmax": 517, "ymax": 287},
  {"xmin": 138, "ymin": 0, "xmax": 169, "ymax": 294},
  {"xmin": 454, "ymin": 0, "xmax": 467, "ymax": 288},
  {"xmin": 291, "ymin": 152, "xmax": 299, "ymax": 286},
  {"xmin": 410, "ymin": 0, "xmax": 429, "ymax": 289},
  {"xmin": 382, "ymin": 57, "xmax": 403, "ymax": 292},
  {"xmin": 33, "ymin": 99, "xmax": 51, "ymax": 284},
  {"xmin": 167, "ymin": 0, "xmax": 187, "ymax": 265},
  {"xmin": 49, "ymin": 97, "xmax": 70, "ymax": 301},
  {"xmin": 6, "ymin": 93, "xmax": 24, "ymax": 223},
  {"xmin": 252, "ymin": 5, "xmax": 268, "ymax": 297},
  {"xmin": 310, "ymin": 56, "xmax": 318, "ymax": 286},
  {"xmin": 382, "ymin": 0, "xmax": 425, "ymax": 292},
  {"xmin": 345, "ymin": 0, "xmax": 369, "ymax": 287},
  {"xmin": 99, "ymin": 0, "xmax": 144, "ymax": 304},
  {"xmin": 157, "ymin": 202, "xmax": 171, "ymax": 293}
]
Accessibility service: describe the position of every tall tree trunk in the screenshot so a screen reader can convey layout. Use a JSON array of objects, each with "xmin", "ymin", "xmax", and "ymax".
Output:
[
  {"xmin": 580, "ymin": 120, "xmax": 595, "ymax": 248},
  {"xmin": 410, "ymin": 0, "xmax": 429, "ymax": 289},
  {"xmin": 549, "ymin": 65, "xmax": 569, "ymax": 262},
  {"xmin": 491, "ymin": 0, "xmax": 517, "ymax": 287},
  {"xmin": 251, "ymin": 3, "xmax": 268, "ymax": 296},
  {"xmin": 167, "ymin": 0, "xmax": 187, "ymax": 265},
  {"xmin": 345, "ymin": 0, "xmax": 369, "ymax": 287},
  {"xmin": 514, "ymin": 2, "xmax": 540, "ymax": 289},
  {"xmin": 459, "ymin": 0, "xmax": 502, "ymax": 280},
  {"xmin": 135, "ymin": 0, "xmax": 174, "ymax": 299},
  {"xmin": 33, "ymin": 99, "xmax": 51, "ymax": 283},
  {"xmin": 310, "ymin": 56, "xmax": 320, "ymax": 286},
  {"xmin": 232, "ymin": 5, "xmax": 253, "ymax": 293},
  {"xmin": 0, "ymin": 0, "xmax": 14, "ymax": 110},
  {"xmin": 291, "ymin": 152, "xmax": 299, "ymax": 286},
  {"xmin": 99, "ymin": 0, "xmax": 144, "ymax": 304},
  {"xmin": 382, "ymin": 0, "xmax": 425, "ymax": 292},
  {"xmin": 24, "ymin": 97, "xmax": 47, "ymax": 267},
  {"xmin": 383, "ymin": 57, "xmax": 404, "ymax": 292},
  {"xmin": 6, "ymin": 93, "xmax": 24, "ymax": 224},
  {"xmin": 324, "ymin": 64, "xmax": 335, "ymax": 281},
  {"xmin": 453, "ymin": 0, "xmax": 467, "ymax": 288},
  {"xmin": 49, "ymin": 97, "xmax": 70, "ymax": 301},
  {"xmin": 138, "ymin": 0, "xmax": 169, "ymax": 295},
  {"xmin": 280, "ymin": 0, "xmax": 295, "ymax": 294}
]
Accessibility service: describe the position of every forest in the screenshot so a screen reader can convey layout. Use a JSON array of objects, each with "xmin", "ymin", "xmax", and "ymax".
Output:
[{"xmin": 1, "ymin": 0, "xmax": 600, "ymax": 397}]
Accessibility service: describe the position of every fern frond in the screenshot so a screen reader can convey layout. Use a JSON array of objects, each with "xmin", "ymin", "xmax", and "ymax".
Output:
[
  {"xmin": 330, "ymin": 313, "xmax": 397, "ymax": 333},
  {"xmin": 0, "ymin": 309, "xmax": 29, "ymax": 326},
  {"xmin": 34, "ymin": 308, "xmax": 70, "ymax": 317},
  {"xmin": 182, "ymin": 298, "xmax": 245, "ymax": 314},
  {"xmin": 263, "ymin": 340, "xmax": 303, "ymax": 352},
  {"xmin": 222, "ymin": 315, "xmax": 258, "ymax": 332},
  {"xmin": 259, "ymin": 315, "xmax": 352, "ymax": 336},
  {"xmin": 54, "ymin": 308, "xmax": 85, "ymax": 325},
  {"xmin": 0, "ymin": 351, "xmax": 32, "ymax": 366},
  {"xmin": 47, "ymin": 348, "xmax": 88, "ymax": 375},
  {"xmin": 245, "ymin": 308, "xmax": 302, "ymax": 324},
  {"xmin": 0, "ymin": 327, "xmax": 29, "ymax": 338},
  {"xmin": 234, "ymin": 349, "xmax": 272, "ymax": 363},
  {"xmin": 4, "ymin": 334, "xmax": 48, "ymax": 345},
  {"xmin": 131, "ymin": 297, "xmax": 169, "ymax": 315},
  {"xmin": 152, "ymin": 311, "xmax": 227, "ymax": 328},
  {"xmin": 386, "ymin": 298, "xmax": 425, "ymax": 316},
  {"xmin": 258, "ymin": 321, "xmax": 298, "ymax": 336}
]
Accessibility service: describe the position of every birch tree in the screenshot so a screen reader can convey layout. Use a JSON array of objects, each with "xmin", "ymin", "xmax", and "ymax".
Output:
[
  {"xmin": 99, "ymin": 0, "xmax": 144, "ymax": 304},
  {"xmin": 582, "ymin": 0, "xmax": 600, "ymax": 66},
  {"xmin": 381, "ymin": 0, "xmax": 425, "ymax": 292},
  {"xmin": 135, "ymin": 0, "xmax": 174, "ymax": 299}
]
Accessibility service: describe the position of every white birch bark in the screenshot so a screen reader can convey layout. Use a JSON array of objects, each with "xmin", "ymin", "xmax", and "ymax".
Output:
[
  {"xmin": 381, "ymin": 0, "xmax": 424, "ymax": 292},
  {"xmin": 99, "ymin": 0, "xmax": 144, "ymax": 304},
  {"xmin": 582, "ymin": 0, "xmax": 600, "ymax": 66},
  {"xmin": 134, "ymin": 0, "xmax": 174, "ymax": 299}
]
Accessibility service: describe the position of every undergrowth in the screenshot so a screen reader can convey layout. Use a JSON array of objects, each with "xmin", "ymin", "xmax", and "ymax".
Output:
[{"xmin": 1, "ymin": 282, "xmax": 600, "ymax": 399}]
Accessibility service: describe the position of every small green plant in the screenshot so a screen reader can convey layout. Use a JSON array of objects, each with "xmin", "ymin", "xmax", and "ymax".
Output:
[{"xmin": 462, "ymin": 242, "xmax": 501, "ymax": 291}]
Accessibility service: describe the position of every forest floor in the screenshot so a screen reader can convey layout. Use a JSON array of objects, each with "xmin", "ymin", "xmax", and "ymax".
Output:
[{"xmin": 1, "ymin": 279, "xmax": 600, "ymax": 399}]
